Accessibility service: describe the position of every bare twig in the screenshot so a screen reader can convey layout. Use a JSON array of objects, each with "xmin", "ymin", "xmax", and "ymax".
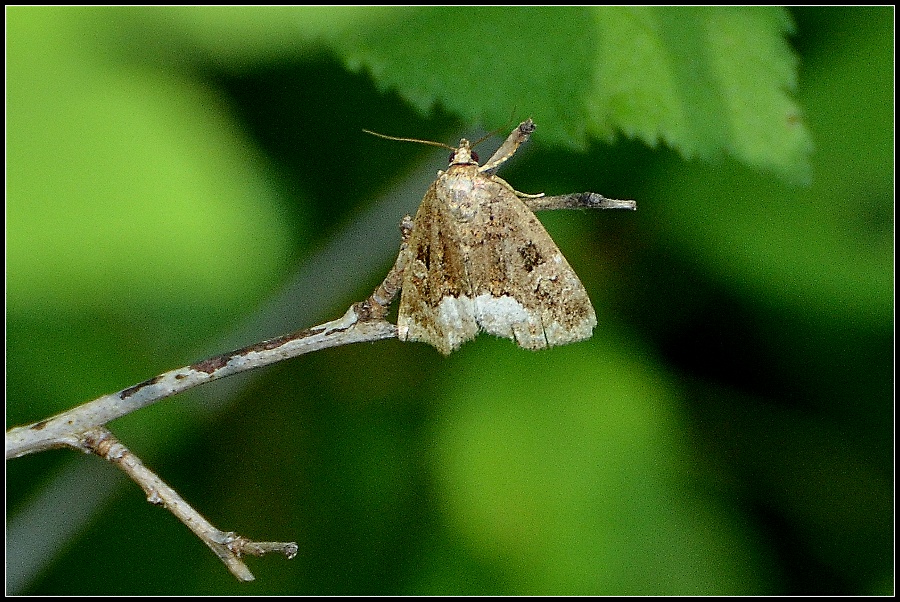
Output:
[
  {"xmin": 4, "ymin": 287, "xmax": 399, "ymax": 581},
  {"xmin": 524, "ymin": 192, "xmax": 637, "ymax": 212},
  {"xmin": 5, "ymin": 313, "xmax": 397, "ymax": 460},
  {"xmin": 5, "ymin": 231, "xmax": 411, "ymax": 580},
  {"xmin": 481, "ymin": 117, "xmax": 535, "ymax": 173},
  {"xmin": 80, "ymin": 427, "xmax": 297, "ymax": 582}
]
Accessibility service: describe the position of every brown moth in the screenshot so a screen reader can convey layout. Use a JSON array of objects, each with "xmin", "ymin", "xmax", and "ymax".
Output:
[{"xmin": 390, "ymin": 119, "xmax": 600, "ymax": 355}]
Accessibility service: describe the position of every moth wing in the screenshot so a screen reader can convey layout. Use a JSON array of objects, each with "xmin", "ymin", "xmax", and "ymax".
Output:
[
  {"xmin": 397, "ymin": 184, "xmax": 478, "ymax": 355},
  {"xmin": 465, "ymin": 178, "xmax": 597, "ymax": 350}
]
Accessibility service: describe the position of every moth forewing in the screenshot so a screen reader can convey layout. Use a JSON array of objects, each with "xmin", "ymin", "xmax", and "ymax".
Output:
[
  {"xmin": 461, "ymin": 172, "xmax": 597, "ymax": 350},
  {"xmin": 396, "ymin": 178, "xmax": 479, "ymax": 356}
]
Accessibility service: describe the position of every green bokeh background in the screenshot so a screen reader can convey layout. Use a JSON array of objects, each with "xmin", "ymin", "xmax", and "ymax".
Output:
[{"xmin": 6, "ymin": 7, "xmax": 892, "ymax": 595}]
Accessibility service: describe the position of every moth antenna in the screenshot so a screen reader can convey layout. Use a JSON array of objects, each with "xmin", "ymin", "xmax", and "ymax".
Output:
[
  {"xmin": 363, "ymin": 129, "xmax": 455, "ymax": 150},
  {"xmin": 471, "ymin": 104, "xmax": 521, "ymax": 148},
  {"xmin": 470, "ymin": 107, "xmax": 521, "ymax": 149},
  {"xmin": 505, "ymin": 106, "xmax": 519, "ymax": 129},
  {"xmin": 471, "ymin": 126, "xmax": 505, "ymax": 149}
]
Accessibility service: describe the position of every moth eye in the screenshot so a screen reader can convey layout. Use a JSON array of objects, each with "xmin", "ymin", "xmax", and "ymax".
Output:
[
  {"xmin": 470, "ymin": 150, "xmax": 479, "ymax": 163},
  {"xmin": 448, "ymin": 152, "xmax": 455, "ymax": 163}
]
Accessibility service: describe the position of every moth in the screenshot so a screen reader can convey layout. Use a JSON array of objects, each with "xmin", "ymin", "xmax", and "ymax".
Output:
[{"xmin": 368, "ymin": 120, "xmax": 635, "ymax": 355}]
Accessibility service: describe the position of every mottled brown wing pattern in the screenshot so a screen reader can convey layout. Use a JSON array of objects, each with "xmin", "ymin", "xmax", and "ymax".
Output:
[
  {"xmin": 397, "ymin": 181, "xmax": 478, "ymax": 355},
  {"xmin": 463, "ymin": 175, "xmax": 597, "ymax": 350}
]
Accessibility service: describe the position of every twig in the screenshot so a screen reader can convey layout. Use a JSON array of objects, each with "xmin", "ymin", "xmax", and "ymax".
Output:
[
  {"xmin": 5, "ymin": 313, "xmax": 392, "ymax": 578},
  {"xmin": 5, "ymin": 313, "xmax": 397, "ymax": 460},
  {"xmin": 80, "ymin": 426, "xmax": 297, "ymax": 582},
  {"xmin": 5, "ymin": 215, "xmax": 415, "ymax": 462},
  {"xmin": 524, "ymin": 192, "xmax": 637, "ymax": 212},
  {"xmin": 5, "ymin": 231, "xmax": 410, "ymax": 581},
  {"xmin": 481, "ymin": 117, "xmax": 535, "ymax": 173}
]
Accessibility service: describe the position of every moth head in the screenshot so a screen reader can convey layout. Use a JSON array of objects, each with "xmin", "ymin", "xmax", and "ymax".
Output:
[{"xmin": 449, "ymin": 140, "xmax": 480, "ymax": 167}]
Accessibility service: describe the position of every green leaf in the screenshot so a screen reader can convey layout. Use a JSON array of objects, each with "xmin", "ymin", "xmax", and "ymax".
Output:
[
  {"xmin": 589, "ymin": 7, "xmax": 811, "ymax": 183},
  {"xmin": 331, "ymin": 6, "xmax": 811, "ymax": 182},
  {"xmin": 119, "ymin": 7, "xmax": 812, "ymax": 182},
  {"xmin": 649, "ymin": 6, "xmax": 892, "ymax": 328}
]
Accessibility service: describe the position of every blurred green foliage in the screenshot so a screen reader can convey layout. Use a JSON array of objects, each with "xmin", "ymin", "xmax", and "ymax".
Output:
[{"xmin": 6, "ymin": 6, "xmax": 892, "ymax": 595}]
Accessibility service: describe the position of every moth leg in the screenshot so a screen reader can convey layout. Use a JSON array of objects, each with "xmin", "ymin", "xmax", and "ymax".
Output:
[
  {"xmin": 491, "ymin": 174, "xmax": 546, "ymax": 199},
  {"xmin": 523, "ymin": 192, "xmax": 637, "ymax": 212},
  {"xmin": 356, "ymin": 215, "xmax": 415, "ymax": 321}
]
